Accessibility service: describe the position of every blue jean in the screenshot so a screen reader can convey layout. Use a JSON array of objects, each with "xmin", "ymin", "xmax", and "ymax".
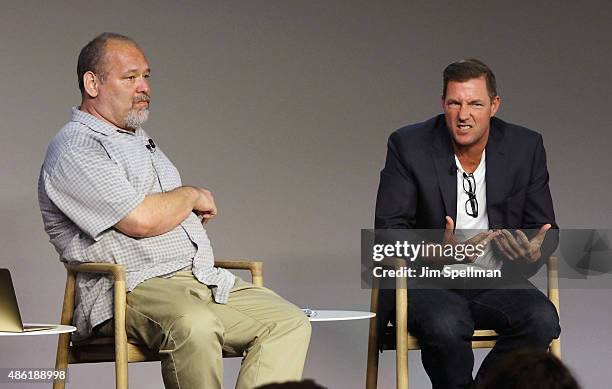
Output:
[{"xmin": 407, "ymin": 277, "xmax": 560, "ymax": 389}]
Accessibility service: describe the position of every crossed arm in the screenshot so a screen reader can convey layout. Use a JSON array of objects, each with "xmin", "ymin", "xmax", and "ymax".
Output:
[{"xmin": 114, "ymin": 186, "xmax": 217, "ymax": 238}]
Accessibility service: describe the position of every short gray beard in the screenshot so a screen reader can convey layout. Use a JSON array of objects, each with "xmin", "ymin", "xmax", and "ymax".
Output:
[{"xmin": 124, "ymin": 108, "xmax": 149, "ymax": 130}]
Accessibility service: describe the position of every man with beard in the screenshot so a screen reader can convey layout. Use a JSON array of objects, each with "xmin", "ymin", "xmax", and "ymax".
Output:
[{"xmin": 38, "ymin": 33, "xmax": 310, "ymax": 389}]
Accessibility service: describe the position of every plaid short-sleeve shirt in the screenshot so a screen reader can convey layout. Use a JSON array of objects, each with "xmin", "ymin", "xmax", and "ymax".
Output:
[{"xmin": 38, "ymin": 107, "xmax": 235, "ymax": 341}]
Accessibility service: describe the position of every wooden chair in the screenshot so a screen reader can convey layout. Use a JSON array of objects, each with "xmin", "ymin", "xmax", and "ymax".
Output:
[
  {"xmin": 365, "ymin": 256, "xmax": 561, "ymax": 389},
  {"xmin": 53, "ymin": 259, "xmax": 263, "ymax": 389}
]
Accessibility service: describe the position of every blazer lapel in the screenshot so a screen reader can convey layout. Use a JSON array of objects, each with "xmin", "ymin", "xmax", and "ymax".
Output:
[
  {"xmin": 431, "ymin": 120, "xmax": 457, "ymax": 222},
  {"xmin": 485, "ymin": 119, "xmax": 508, "ymax": 228}
]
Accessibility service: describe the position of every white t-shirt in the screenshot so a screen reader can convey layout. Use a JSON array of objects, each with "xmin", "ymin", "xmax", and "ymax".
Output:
[{"xmin": 447, "ymin": 150, "xmax": 502, "ymax": 271}]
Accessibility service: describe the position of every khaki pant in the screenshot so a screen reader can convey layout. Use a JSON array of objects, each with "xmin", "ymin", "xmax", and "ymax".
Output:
[{"xmin": 97, "ymin": 272, "xmax": 311, "ymax": 389}]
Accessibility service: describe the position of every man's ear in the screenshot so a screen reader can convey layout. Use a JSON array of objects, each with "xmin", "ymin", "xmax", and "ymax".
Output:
[
  {"xmin": 490, "ymin": 95, "xmax": 501, "ymax": 117},
  {"xmin": 83, "ymin": 71, "xmax": 99, "ymax": 98}
]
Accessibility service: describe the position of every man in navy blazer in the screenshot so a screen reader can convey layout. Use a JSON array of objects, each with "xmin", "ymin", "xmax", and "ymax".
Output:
[{"xmin": 375, "ymin": 59, "xmax": 560, "ymax": 388}]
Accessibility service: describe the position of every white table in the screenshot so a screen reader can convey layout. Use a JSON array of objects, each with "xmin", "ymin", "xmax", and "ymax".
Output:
[
  {"xmin": 304, "ymin": 310, "xmax": 375, "ymax": 322},
  {"xmin": 0, "ymin": 324, "xmax": 76, "ymax": 336}
]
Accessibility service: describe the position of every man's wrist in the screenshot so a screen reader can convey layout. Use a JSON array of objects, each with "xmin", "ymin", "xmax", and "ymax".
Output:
[{"xmin": 179, "ymin": 186, "xmax": 200, "ymax": 207}]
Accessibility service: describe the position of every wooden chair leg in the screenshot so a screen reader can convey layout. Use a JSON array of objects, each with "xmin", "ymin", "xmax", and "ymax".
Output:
[
  {"xmin": 366, "ymin": 336, "xmax": 379, "ymax": 389},
  {"xmin": 115, "ymin": 334, "xmax": 129, "ymax": 389},
  {"xmin": 550, "ymin": 338, "xmax": 561, "ymax": 359},
  {"xmin": 366, "ymin": 287, "xmax": 380, "ymax": 389},
  {"xmin": 54, "ymin": 270, "xmax": 76, "ymax": 389},
  {"xmin": 114, "ymin": 278, "xmax": 129, "ymax": 389},
  {"xmin": 396, "ymin": 279, "xmax": 408, "ymax": 389},
  {"xmin": 547, "ymin": 256, "xmax": 561, "ymax": 360},
  {"xmin": 53, "ymin": 332, "xmax": 70, "ymax": 389}
]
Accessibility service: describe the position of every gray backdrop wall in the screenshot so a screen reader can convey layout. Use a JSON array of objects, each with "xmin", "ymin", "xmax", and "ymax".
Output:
[{"xmin": 1, "ymin": 1, "xmax": 610, "ymax": 388}]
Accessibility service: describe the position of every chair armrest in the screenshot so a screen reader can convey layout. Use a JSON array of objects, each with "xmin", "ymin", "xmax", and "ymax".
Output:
[
  {"xmin": 59, "ymin": 263, "xmax": 127, "ymax": 327},
  {"xmin": 65, "ymin": 262, "xmax": 126, "ymax": 281},
  {"xmin": 379, "ymin": 257, "xmax": 408, "ymax": 270},
  {"xmin": 215, "ymin": 259, "xmax": 264, "ymax": 286},
  {"xmin": 65, "ymin": 260, "xmax": 265, "ymax": 285},
  {"xmin": 63, "ymin": 262, "xmax": 128, "ymax": 360},
  {"xmin": 61, "ymin": 259, "xmax": 264, "ymax": 335}
]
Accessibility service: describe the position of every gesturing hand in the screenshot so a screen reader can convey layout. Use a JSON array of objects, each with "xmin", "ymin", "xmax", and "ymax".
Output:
[
  {"xmin": 493, "ymin": 224, "xmax": 551, "ymax": 263},
  {"xmin": 441, "ymin": 216, "xmax": 499, "ymax": 263}
]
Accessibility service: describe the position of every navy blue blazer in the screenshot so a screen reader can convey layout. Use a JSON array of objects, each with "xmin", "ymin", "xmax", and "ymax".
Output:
[{"xmin": 374, "ymin": 114, "xmax": 559, "ymax": 329}]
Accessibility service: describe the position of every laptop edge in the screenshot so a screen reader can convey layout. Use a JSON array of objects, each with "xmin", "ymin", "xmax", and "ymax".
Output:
[{"xmin": 0, "ymin": 269, "xmax": 55, "ymax": 332}]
